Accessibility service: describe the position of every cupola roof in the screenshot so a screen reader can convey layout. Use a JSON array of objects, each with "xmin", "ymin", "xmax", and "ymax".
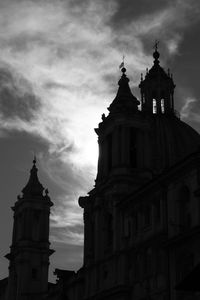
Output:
[
  {"xmin": 22, "ymin": 157, "xmax": 44, "ymax": 197},
  {"xmin": 149, "ymin": 115, "xmax": 200, "ymax": 172},
  {"xmin": 145, "ymin": 48, "xmax": 174, "ymax": 82},
  {"xmin": 108, "ymin": 67, "xmax": 140, "ymax": 114}
]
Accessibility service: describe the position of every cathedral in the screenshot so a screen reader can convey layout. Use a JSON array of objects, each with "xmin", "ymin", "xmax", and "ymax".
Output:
[{"xmin": 1, "ymin": 47, "xmax": 200, "ymax": 300}]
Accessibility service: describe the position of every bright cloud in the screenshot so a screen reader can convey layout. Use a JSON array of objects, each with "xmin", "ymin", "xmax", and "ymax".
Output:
[
  {"xmin": 180, "ymin": 96, "xmax": 200, "ymax": 126},
  {"xmin": 180, "ymin": 97, "xmax": 197, "ymax": 119}
]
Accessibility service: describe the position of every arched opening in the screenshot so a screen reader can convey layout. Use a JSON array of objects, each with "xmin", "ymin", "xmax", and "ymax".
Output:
[
  {"xmin": 106, "ymin": 213, "xmax": 113, "ymax": 247},
  {"xmin": 143, "ymin": 205, "xmax": 152, "ymax": 228},
  {"xmin": 176, "ymin": 251, "xmax": 194, "ymax": 284},
  {"xmin": 143, "ymin": 247, "xmax": 153, "ymax": 276},
  {"xmin": 107, "ymin": 134, "xmax": 112, "ymax": 172},
  {"xmin": 161, "ymin": 99, "xmax": 165, "ymax": 113},
  {"xmin": 129, "ymin": 127, "xmax": 137, "ymax": 167},
  {"xmin": 153, "ymin": 99, "xmax": 157, "ymax": 114},
  {"xmin": 118, "ymin": 125, "xmax": 122, "ymax": 164},
  {"xmin": 177, "ymin": 185, "xmax": 191, "ymax": 230},
  {"xmin": 32, "ymin": 210, "xmax": 40, "ymax": 241}
]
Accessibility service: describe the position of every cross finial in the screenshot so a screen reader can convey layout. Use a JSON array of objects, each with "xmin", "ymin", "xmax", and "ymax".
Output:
[
  {"xmin": 153, "ymin": 40, "xmax": 159, "ymax": 51},
  {"xmin": 33, "ymin": 154, "xmax": 36, "ymax": 166},
  {"xmin": 119, "ymin": 54, "xmax": 125, "ymax": 71}
]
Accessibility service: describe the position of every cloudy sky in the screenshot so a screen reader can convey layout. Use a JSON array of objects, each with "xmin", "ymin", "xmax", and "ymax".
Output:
[{"xmin": 0, "ymin": 0, "xmax": 200, "ymax": 282}]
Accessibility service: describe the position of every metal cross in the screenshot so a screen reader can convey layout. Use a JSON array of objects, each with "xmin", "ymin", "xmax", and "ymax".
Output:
[
  {"xmin": 122, "ymin": 54, "xmax": 125, "ymax": 65},
  {"xmin": 153, "ymin": 40, "xmax": 159, "ymax": 51}
]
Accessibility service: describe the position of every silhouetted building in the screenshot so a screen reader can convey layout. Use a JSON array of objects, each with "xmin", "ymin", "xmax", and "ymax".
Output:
[
  {"xmin": 52, "ymin": 48, "xmax": 200, "ymax": 300},
  {"xmin": 1, "ymin": 158, "xmax": 54, "ymax": 300},
  {"xmin": 1, "ymin": 48, "xmax": 200, "ymax": 300}
]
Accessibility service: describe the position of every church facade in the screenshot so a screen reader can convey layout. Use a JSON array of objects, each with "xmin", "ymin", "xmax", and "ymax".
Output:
[{"xmin": 1, "ymin": 48, "xmax": 200, "ymax": 300}]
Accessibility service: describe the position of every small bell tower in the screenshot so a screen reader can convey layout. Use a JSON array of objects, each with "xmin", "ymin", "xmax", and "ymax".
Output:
[
  {"xmin": 5, "ymin": 158, "xmax": 54, "ymax": 300},
  {"xmin": 80, "ymin": 66, "xmax": 152, "ymax": 267},
  {"xmin": 95, "ymin": 67, "xmax": 142, "ymax": 184},
  {"xmin": 139, "ymin": 43, "xmax": 176, "ymax": 115}
]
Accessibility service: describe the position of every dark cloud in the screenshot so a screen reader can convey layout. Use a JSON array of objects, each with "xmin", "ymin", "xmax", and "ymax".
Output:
[
  {"xmin": 44, "ymin": 81, "xmax": 76, "ymax": 91},
  {"xmin": 172, "ymin": 24, "xmax": 200, "ymax": 98},
  {"xmin": 110, "ymin": 0, "xmax": 200, "ymax": 29},
  {"xmin": 110, "ymin": 0, "xmax": 169, "ymax": 27},
  {"xmin": 0, "ymin": 67, "xmax": 41, "ymax": 121},
  {"xmin": 5, "ymin": 33, "xmax": 48, "ymax": 53}
]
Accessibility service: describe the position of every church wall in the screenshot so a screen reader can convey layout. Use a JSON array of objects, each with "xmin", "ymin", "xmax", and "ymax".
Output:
[
  {"xmin": 64, "ymin": 153, "xmax": 200, "ymax": 300},
  {"xmin": 113, "ymin": 153, "xmax": 200, "ymax": 300}
]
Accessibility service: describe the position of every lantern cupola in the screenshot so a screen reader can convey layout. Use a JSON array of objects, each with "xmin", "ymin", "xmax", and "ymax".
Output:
[{"xmin": 139, "ymin": 45, "xmax": 176, "ymax": 115}]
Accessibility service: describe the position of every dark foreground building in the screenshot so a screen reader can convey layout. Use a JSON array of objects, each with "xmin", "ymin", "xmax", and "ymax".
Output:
[{"xmin": 1, "ymin": 48, "xmax": 200, "ymax": 300}]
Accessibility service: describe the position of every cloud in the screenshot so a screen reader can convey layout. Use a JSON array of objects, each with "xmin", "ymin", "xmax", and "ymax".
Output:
[
  {"xmin": 0, "ymin": 66, "xmax": 41, "ymax": 121},
  {"xmin": 180, "ymin": 97, "xmax": 200, "ymax": 128},
  {"xmin": 180, "ymin": 97, "xmax": 197, "ymax": 119},
  {"xmin": 1, "ymin": 0, "xmax": 200, "ymax": 276},
  {"xmin": 111, "ymin": 0, "xmax": 200, "ymax": 63},
  {"xmin": 167, "ymin": 35, "xmax": 182, "ymax": 55},
  {"xmin": 37, "ymin": 149, "xmax": 94, "ymax": 248},
  {"xmin": 51, "ymin": 224, "xmax": 84, "ymax": 246},
  {"xmin": 50, "ymin": 242, "xmax": 83, "ymax": 273}
]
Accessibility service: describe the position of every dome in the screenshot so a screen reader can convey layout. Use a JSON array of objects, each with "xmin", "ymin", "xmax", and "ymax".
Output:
[{"xmin": 148, "ymin": 114, "xmax": 200, "ymax": 173}]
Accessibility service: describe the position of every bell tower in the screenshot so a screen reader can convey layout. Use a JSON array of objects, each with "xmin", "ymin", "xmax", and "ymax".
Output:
[
  {"xmin": 5, "ymin": 158, "xmax": 54, "ymax": 300},
  {"xmin": 95, "ymin": 67, "xmax": 147, "ymax": 185},
  {"xmin": 139, "ymin": 45, "xmax": 176, "ymax": 115},
  {"xmin": 79, "ymin": 67, "xmax": 153, "ymax": 267}
]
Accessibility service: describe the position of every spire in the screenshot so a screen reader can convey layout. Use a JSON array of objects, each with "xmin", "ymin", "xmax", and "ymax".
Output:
[
  {"xmin": 108, "ymin": 67, "xmax": 139, "ymax": 114},
  {"xmin": 153, "ymin": 40, "xmax": 160, "ymax": 65},
  {"xmin": 21, "ymin": 157, "xmax": 44, "ymax": 197}
]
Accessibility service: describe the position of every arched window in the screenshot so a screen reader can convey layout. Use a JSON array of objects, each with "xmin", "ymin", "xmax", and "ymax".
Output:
[
  {"xmin": 134, "ymin": 253, "xmax": 141, "ymax": 281},
  {"xmin": 143, "ymin": 205, "xmax": 152, "ymax": 227},
  {"xmin": 18, "ymin": 213, "xmax": 23, "ymax": 240},
  {"xmin": 130, "ymin": 127, "xmax": 137, "ymax": 168},
  {"xmin": 32, "ymin": 268, "xmax": 38, "ymax": 280},
  {"xmin": 161, "ymin": 99, "xmax": 165, "ymax": 113},
  {"xmin": 177, "ymin": 186, "xmax": 191, "ymax": 230},
  {"xmin": 32, "ymin": 210, "xmax": 40, "ymax": 241},
  {"xmin": 176, "ymin": 251, "xmax": 194, "ymax": 283},
  {"xmin": 156, "ymin": 248, "xmax": 165, "ymax": 274},
  {"xmin": 107, "ymin": 134, "xmax": 112, "ymax": 172},
  {"xmin": 155, "ymin": 199, "xmax": 161, "ymax": 224},
  {"xmin": 143, "ymin": 247, "xmax": 153, "ymax": 276},
  {"xmin": 153, "ymin": 99, "xmax": 157, "ymax": 114},
  {"xmin": 118, "ymin": 125, "xmax": 122, "ymax": 164},
  {"xmin": 105, "ymin": 213, "xmax": 113, "ymax": 247},
  {"xmin": 124, "ymin": 216, "xmax": 131, "ymax": 238},
  {"xmin": 133, "ymin": 212, "xmax": 139, "ymax": 234}
]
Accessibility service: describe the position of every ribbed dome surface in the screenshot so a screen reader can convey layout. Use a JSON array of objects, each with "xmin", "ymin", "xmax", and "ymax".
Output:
[{"xmin": 149, "ymin": 115, "xmax": 200, "ymax": 172}]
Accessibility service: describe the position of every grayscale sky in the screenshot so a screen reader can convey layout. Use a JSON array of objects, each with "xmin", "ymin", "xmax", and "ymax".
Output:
[{"xmin": 0, "ymin": 0, "xmax": 200, "ymax": 282}]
